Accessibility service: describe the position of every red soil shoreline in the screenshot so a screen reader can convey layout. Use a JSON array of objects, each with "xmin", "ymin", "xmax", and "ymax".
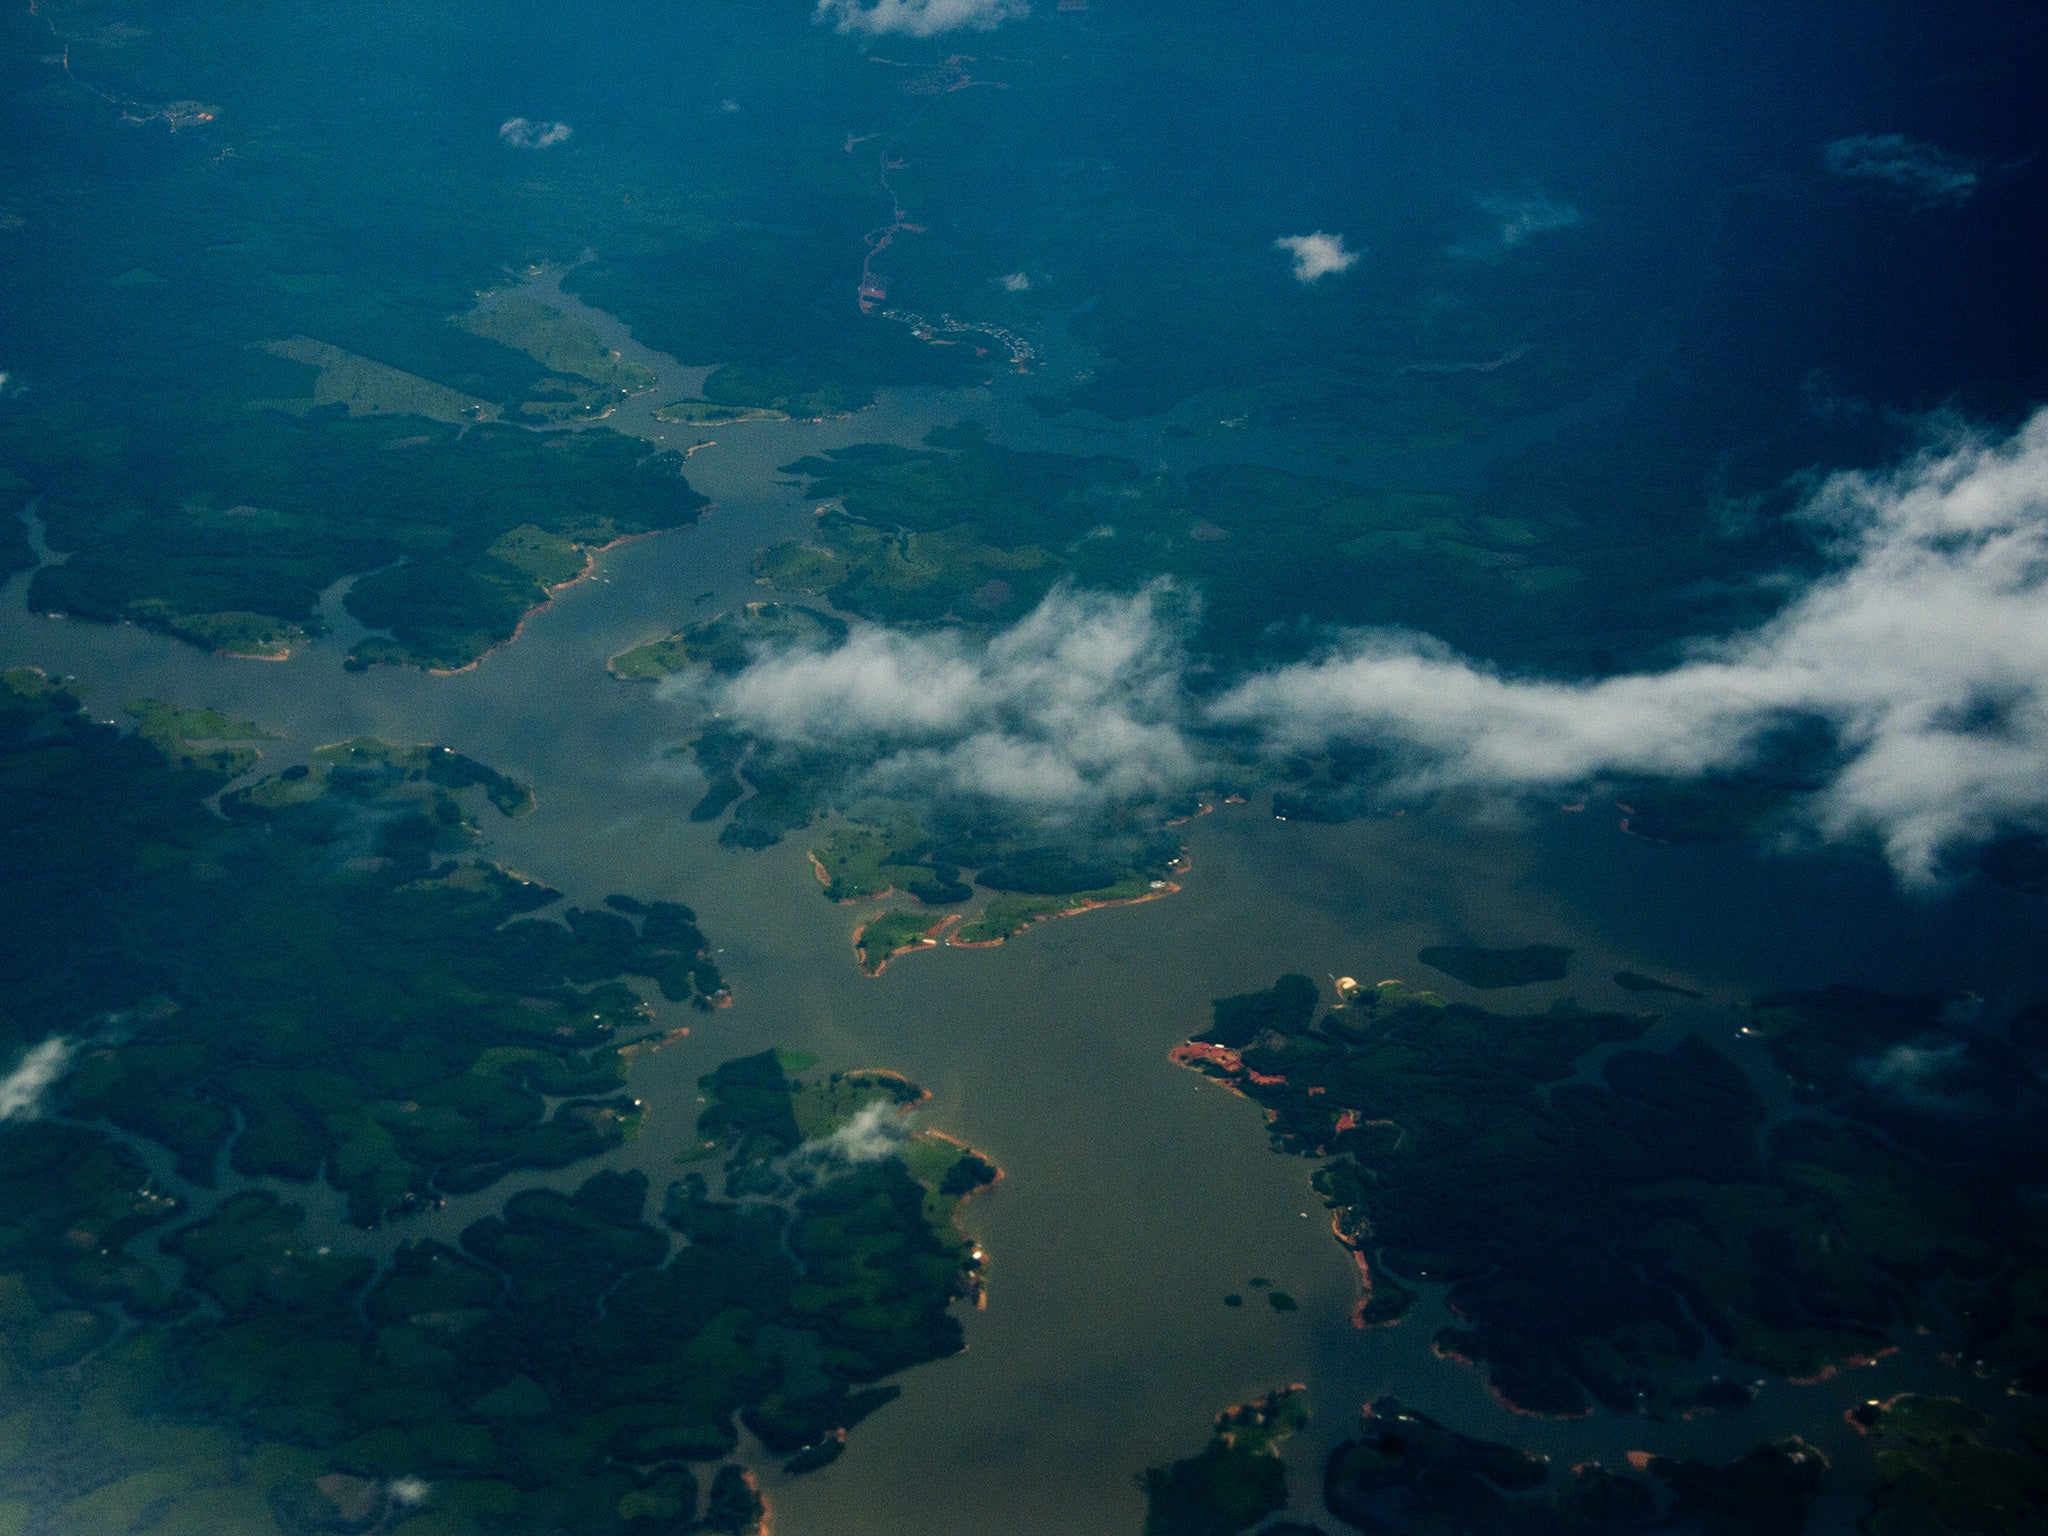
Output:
[
  {"xmin": 427, "ymin": 524, "xmax": 677, "ymax": 677},
  {"xmin": 853, "ymin": 912, "xmax": 961, "ymax": 977},
  {"xmin": 943, "ymin": 879, "xmax": 1183, "ymax": 949}
]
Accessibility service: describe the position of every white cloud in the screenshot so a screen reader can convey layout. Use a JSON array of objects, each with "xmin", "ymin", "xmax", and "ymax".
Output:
[
  {"xmin": 811, "ymin": 1101, "xmax": 910, "ymax": 1166},
  {"xmin": 664, "ymin": 583, "xmax": 1196, "ymax": 810},
  {"xmin": 1825, "ymin": 134, "xmax": 1981, "ymax": 208},
  {"xmin": 816, "ymin": 0, "xmax": 1027, "ymax": 36},
  {"xmin": 499, "ymin": 117, "xmax": 572, "ymax": 149},
  {"xmin": 388, "ymin": 1478, "xmax": 430, "ymax": 1508},
  {"xmin": 1275, "ymin": 232, "xmax": 1359, "ymax": 284},
  {"xmin": 1212, "ymin": 407, "xmax": 2048, "ymax": 884},
  {"xmin": 999, "ymin": 271, "xmax": 1031, "ymax": 292},
  {"xmin": 0, "ymin": 1038, "xmax": 71, "ymax": 1121}
]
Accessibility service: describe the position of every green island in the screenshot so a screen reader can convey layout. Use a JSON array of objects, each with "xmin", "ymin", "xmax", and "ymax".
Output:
[
  {"xmin": 611, "ymin": 602, "xmax": 1191, "ymax": 969},
  {"xmin": 654, "ymin": 400, "xmax": 789, "ymax": 427},
  {"xmin": 1848, "ymin": 1394, "xmax": 2048, "ymax": 1535},
  {"xmin": 1323, "ymin": 1398, "xmax": 1825, "ymax": 1534},
  {"xmin": 1171, "ymin": 973, "xmax": 2048, "ymax": 1424},
  {"xmin": 853, "ymin": 910, "xmax": 957, "ymax": 978},
  {"xmin": 1141, "ymin": 1388, "xmax": 1307, "ymax": 1536},
  {"xmin": 0, "ymin": 671, "xmax": 997, "ymax": 1533},
  {"xmin": 807, "ymin": 811, "xmax": 972, "ymax": 906},
  {"xmin": 1416, "ymin": 944, "xmax": 1574, "ymax": 989},
  {"xmin": 609, "ymin": 602, "xmax": 847, "ymax": 686}
]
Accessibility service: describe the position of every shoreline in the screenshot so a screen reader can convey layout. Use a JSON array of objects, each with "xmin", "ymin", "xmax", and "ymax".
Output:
[
  {"xmin": 806, "ymin": 849, "xmax": 902, "ymax": 906},
  {"xmin": 1430, "ymin": 1336, "xmax": 1595, "ymax": 1422},
  {"xmin": 425, "ymin": 524, "xmax": 679, "ymax": 677},
  {"xmin": 853, "ymin": 912, "xmax": 960, "ymax": 977},
  {"xmin": 945, "ymin": 869, "xmax": 1186, "ymax": 951},
  {"xmin": 919, "ymin": 1127, "xmax": 1005, "ymax": 1311}
]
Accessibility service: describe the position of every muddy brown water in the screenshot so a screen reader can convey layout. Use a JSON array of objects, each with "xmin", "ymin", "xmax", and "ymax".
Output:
[{"xmin": 5, "ymin": 290, "xmax": 2042, "ymax": 1533}]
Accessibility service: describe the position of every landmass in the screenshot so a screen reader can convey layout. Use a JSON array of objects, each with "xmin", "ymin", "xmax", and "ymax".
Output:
[
  {"xmin": 1171, "ymin": 970, "xmax": 2048, "ymax": 1421},
  {"xmin": 1, "ymin": 670, "xmax": 721, "ymax": 1226},
  {"xmin": 254, "ymin": 335, "xmax": 503, "ymax": 425},
  {"xmin": 453, "ymin": 289, "xmax": 658, "ymax": 421},
  {"xmin": 1141, "ymin": 1388, "xmax": 1307, "ymax": 1536},
  {"xmin": 124, "ymin": 697, "xmax": 280, "ymax": 777},
  {"xmin": 9, "ymin": 404, "xmax": 708, "ymax": 668},
  {"xmin": 1, "ymin": 1046, "xmax": 993, "ymax": 1534},
  {"xmin": 610, "ymin": 602, "xmax": 1193, "ymax": 969},
  {"xmin": 1848, "ymin": 1394, "xmax": 2048, "ymax": 1535},
  {"xmin": 656, "ymin": 398, "xmax": 790, "ymax": 426},
  {"xmin": 855, "ymin": 909, "xmax": 958, "ymax": 976},
  {"xmin": 948, "ymin": 871, "xmax": 1182, "ymax": 947},
  {"xmin": 0, "ymin": 673, "xmax": 995, "ymax": 1532},
  {"xmin": 758, "ymin": 425, "xmax": 1574, "ymax": 661},
  {"xmin": 1324, "ymin": 1398, "xmax": 1826, "ymax": 1534}
]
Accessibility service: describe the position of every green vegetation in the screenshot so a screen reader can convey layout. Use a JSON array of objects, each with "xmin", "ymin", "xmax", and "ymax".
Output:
[
  {"xmin": 0, "ymin": 671, "xmax": 722, "ymax": 1227},
  {"xmin": 951, "ymin": 875, "xmax": 1164, "ymax": 945},
  {"xmin": 567, "ymin": 234, "xmax": 977, "ymax": 421},
  {"xmin": 0, "ymin": 1053, "xmax": 990, "ymax": 1534},
  {"xmin": 0, "ymin": 677, "xmax": 990, "ymax": 1532},
  {"xmin": 1851, "ymin": 1395, "xmax": 2048, "ymax": 1535},
  {"xmin": 609, "ymin": 602, "xmax": 846, "ymax": 684},
  {"xmin": 656, "ymin": 399, "xmax": 789, "ymax": 426},
  {"xmin": 7, "ymin": 403, "xmax": 706, "ymax": 667},
  {"xmin": 453, "ymin": 292, "xmax": 656, "ymax": 420},
  {"xmin": 1323, "ymin": 1398, "xmax": 1826, "ymax": 1534},
  {"xmin": 1141, "ymin": 1389, "xmax": 1307, "ymax": 1536},
  {"xmin": 124, "ymin": 698, "xmax": 280, "ymax": 777},
  {"xmin": 810, "ymin": 812, "xmax": 971, "ymax": 905},
  {"xmin": 256, "ymin": 335, "xmax": 501, "ymax": 424},
  {"xmin": 613, "ymin": 601, "xmax": 1187, "ymax": 956},
  {"xmin": 1417, "ymin": 944, "xmax": 1573, "ymax": 989},
  {"xmin": 1173, "ymin": 973, "xmax": 2048, "ymax": 1419},
  {"xmin": 856, "ymin": 910, "xmax": 951, "ymax": 976},
  {"xmin": 760, "ymin": 428, "xmax": 1622, "ymax": 666}
]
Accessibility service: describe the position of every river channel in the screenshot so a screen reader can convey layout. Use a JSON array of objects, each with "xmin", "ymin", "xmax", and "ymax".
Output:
[{"xmin": 4, "ymin": 282, "xmax": 2042, "ymax": 1533}]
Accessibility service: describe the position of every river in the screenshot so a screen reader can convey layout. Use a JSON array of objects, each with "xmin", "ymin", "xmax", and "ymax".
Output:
[{"xmin": 4, "ymin": 281, "xmax": 2041, "ymax": 1533}]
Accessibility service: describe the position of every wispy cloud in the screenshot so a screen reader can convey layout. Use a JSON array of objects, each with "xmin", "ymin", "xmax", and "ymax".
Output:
[
  {"xmin": 1825, "ymin": 133, "xmax": 1981, "ymax": 208},
  {"xmin": 1447, "ymin": 192, "xmax": 1582, "ymax": 259},
  {"xmin": 0, "ymin": 1038, "xmax": 71, "ymax": 1121},
  {"xmin": 668, "ymin": 410, "xmax": 2048, "ymax": 885},
  {"xmin": 1482, "ymin": 191, "xmax": 1581, "ymax": 249},
  {"xmin": 663, "ymin": 583, "xmax": 1196, "ymax": 811},
  {"xmin": 499, "ymin": 117, "xmax": 572, "ymax": 149},
  {"xmin": 816, "ymin": 0, "xmax": 1027, "ymax": 36},
  {"xmin": 1212, "ymin": 407, "xmax": 2048, "ymax": 883},
  {"xmin": 1275, "ymin": 232, "xmax": 1359, "ymax": 284},
  {"xmin": 808, "ymin": 1101, "xmax": 910, "ymax": 1167}
]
